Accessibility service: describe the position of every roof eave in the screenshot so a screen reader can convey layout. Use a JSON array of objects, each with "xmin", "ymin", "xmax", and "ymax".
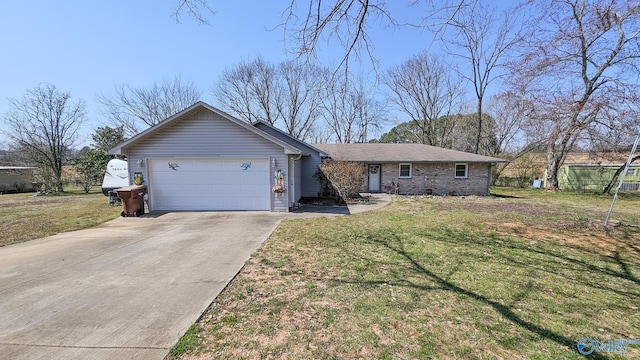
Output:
[
  {"xmin": 253, "ymin": 121, "xmax": 328, "ymax": 157},
  {"xmin": 324, "ymin": 159, "xmax": 509, "ymax": 163}
]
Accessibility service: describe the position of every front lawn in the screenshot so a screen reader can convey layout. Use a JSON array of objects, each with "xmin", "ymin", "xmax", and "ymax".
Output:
[
  {"xmin": 174, "ymin": 188, "xmax": 640, "ymax": 359},
  {"xmin": 0, "ymin": 189, "xmax": 121, "ymax": 247}
]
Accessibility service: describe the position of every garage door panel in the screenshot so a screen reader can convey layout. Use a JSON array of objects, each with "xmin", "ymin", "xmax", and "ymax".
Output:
[{"xmin": 149, "ymin": 158, "xmax": 271, "ymax": 211}]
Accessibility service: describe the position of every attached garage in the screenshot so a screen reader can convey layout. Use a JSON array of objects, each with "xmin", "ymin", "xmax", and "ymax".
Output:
[
  {"xmin": 148, "ymin": 158, "xmax": 271, "ymax": 211},
  {"xmin": 108, "ymin": 102, "xmax": 323, "ymax": 212}
]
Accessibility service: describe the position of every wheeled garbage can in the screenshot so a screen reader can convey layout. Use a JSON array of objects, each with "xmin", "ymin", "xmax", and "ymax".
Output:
[{"xmin": 115, "ymin": 185, "xmax": 147, "ymax": 217}]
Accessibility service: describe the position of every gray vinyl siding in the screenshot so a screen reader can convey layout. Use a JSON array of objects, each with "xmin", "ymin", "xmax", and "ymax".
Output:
[
  {"xmin": 254, "ymin": 123, "xmax": 323, "ymax": 197},
  {"xmin": 122, "ymin": 108, "xmax": 290, "ymax": 212},
  {"xmin": 300, "ymin": 154, "xmax": 322, "ymax": 197}
]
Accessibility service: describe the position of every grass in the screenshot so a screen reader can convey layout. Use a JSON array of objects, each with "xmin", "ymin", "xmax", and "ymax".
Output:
[
  {"xmin": 174, "ymin": 188, "xmax": 640, "ymax": 359},
  {"xmin": 0, "ymin": 188, "xmax": 122, "ymax": 247},
  {"xmin": 170, "ymin": 325, "xmax": 202, "ymax": 357}
]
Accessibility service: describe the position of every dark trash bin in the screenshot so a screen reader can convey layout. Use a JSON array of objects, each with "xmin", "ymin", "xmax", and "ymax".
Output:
[{"xmin": 115, "ymin": 185, "xmax": 146, "ymax": 217}]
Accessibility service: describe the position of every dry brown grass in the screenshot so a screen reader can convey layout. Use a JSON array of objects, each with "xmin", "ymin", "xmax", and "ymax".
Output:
[{"xmin": 0, "ymin": 189, "xmax": 121, "ymax": 247}]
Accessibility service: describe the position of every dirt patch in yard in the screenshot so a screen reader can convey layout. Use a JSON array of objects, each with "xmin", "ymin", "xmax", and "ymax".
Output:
[
  {"xmin": 435, "ymin": 197, "xmax": 559, "ymax": 216},
  {"xmin": 489, "ymin": 220, "xmax": 640, "ymax": 262}
]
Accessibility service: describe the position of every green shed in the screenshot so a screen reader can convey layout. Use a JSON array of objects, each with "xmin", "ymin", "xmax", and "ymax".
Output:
[{"xmin": 558, "ymin": 164, "xmax": 640, "ymax": 192}]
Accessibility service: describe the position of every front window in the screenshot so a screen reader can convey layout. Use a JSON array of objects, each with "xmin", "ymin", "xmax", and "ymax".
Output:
[
  {"xmin": 399, "ymin": 163, "xmax": 412, "ymax": 178},
  {"xmin": 455, "ymin": 163, "xmax": 468, "ymax": 178}
]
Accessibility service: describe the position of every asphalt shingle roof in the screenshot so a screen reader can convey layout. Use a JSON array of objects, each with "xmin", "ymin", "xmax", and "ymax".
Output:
[{"xmin": 312, "ymin": 143, "xmax": 507, "ymax": 163}]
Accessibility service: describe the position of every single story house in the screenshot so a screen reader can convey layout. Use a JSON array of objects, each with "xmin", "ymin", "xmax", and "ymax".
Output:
[
  {"xmin": 109, "ymin": 102, "xmax": 506, "ymax": 212},
  {"xmin": 0, "ymin": 166, "xmax": 36, "ymax": 193},
  {"xmin": 314, "ymin": 143, "xmax": 506, "ymax": 196}
]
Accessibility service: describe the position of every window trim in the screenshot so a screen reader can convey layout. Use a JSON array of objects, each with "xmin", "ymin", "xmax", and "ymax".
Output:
[
  {"xmin": 455, "ymin": 163, "xmax": 468, "ymax": 179},
  {"xmin": 399, "ymin": 163, "xmax": 412, "ymax": 178}
]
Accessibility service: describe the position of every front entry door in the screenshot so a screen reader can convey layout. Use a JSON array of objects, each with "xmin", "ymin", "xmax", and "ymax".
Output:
[{"xmin": 368, "ymin": 164, "xmax": 381, "ymax": 192}]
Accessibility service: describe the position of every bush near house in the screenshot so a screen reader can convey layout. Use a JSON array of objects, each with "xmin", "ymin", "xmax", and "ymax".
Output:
[{"xmin": 318, "ymin": 160, "xmax": 366, "ymax": 201}]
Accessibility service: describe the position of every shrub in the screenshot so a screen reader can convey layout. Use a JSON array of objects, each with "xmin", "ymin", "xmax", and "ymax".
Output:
[{"xmin": 319, "ymin": 160, "xmax": 365, "ymax": 201}]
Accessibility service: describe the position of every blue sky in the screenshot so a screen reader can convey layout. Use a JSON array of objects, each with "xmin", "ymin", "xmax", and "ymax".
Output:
[{"xmin": 0, "ymin": 1, "xmax": 441, "ymax": 147}]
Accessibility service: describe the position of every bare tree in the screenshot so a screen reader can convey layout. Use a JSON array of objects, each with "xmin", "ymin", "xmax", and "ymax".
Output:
[
  {"xmin": 98, "ymin": 75, "xmax": 201, "ymax": 137},
  {"xmin": 276, "ymin": 61, "xmax": 327, "ymax": 140},
  {"xmin": 442, "ymin": 1, "xmax": 523, "ymax": 154},
  {"xmin": 170, "ymin": 1, "xmax": 467, "ymax": 75},
  {"xmin": 384, "ymin": 52, "xmax": 464, "ymax": 147},
  {"xmin": 215, "ymin": 57, "xmax": 279, "ymax": 125},
  {"xmin": 321, "ymin": 76, "xmax": 386, "ymax": 143},
  {"xmin": 2, "ymin": 84, "xmax": 86, "ymax": 193},
  {"xmin": 486, "ymin": 91, "xmax": 535, "ymax": 156},
  {"xmin": 283, "ymin": 0, "xmax": 468, "ymax": 74},
  {"xmin": 214, "ymin": 57, "xmax": 328, "ymax": 141},
  {"xmin": 171, "ymin": 0, "xmax": 466, "ymax": 71},
  {"xmin": 172, "ymin": 0, "xmax": 215, "ymax": 24},
  {"xmin": 485, "ymin": 91, "xmax": 538, "ymax": 183},
  {"xmin": 511, "ymin": 0, "xmax": 640, "ymax": 190},
  {"xmin": 585, "ymin": 97, "xmax": 640, "ymax": 156},
  {"xmin": 355, "ymin": 88, "xmax": 387, "ymax": 142}
]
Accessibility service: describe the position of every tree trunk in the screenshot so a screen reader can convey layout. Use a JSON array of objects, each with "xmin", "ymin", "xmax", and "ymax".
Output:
[
  {"xmin": 545, "ymin": 163, "xmax": 560, "ymax": 190},
  {"xmin": 545, "ymin": 145, "xmax": 561, "ymax": 190},
  {"xmin": 545, "ymin": 124, "xmax": 576, "ymax": 191},
  {"xmin": 474, "ymin": 101, "xmax": 482, "ymax": 154},
  {"xmin": 54, "ymin": 168, "xmax": 64, "ymax": 193}
]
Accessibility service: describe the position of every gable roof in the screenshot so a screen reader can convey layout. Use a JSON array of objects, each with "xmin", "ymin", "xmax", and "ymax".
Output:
[
  {"xmin": 313, "ymin": 143, "xmax": 507, "ymax": 163},
  {"xmin": 108, "ymin": 101, "xmax": 304, "ymax": 155}
]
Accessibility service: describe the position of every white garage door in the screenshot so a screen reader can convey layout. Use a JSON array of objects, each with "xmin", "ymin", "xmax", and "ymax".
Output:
[{"xmin": 148, "ymin": 158, "xmax": 271, "ymax": 211}]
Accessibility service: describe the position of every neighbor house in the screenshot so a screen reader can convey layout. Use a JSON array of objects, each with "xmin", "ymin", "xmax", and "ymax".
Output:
[
  {"xmin": 314, "ymin": 143, "xmax": 507, "ymax": 196},
  {"xmin": 0, "ymin": 166, "xmax": 36, "ymax": 193}
]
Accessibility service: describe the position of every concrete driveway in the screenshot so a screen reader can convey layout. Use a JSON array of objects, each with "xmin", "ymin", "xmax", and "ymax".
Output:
[{"xmin": 0, "ymin": 211, "xmax": 285, "ymax": 360}]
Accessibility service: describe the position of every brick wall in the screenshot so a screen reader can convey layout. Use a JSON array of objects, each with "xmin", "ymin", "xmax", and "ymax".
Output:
[{"xmin": 364, "ymin": 162, "xmax": 491, "ymax": 196}]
